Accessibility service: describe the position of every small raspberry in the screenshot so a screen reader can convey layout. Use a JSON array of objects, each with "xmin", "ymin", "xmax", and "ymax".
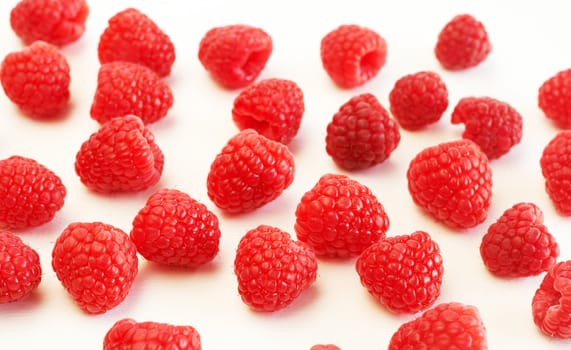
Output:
[
  {"xmin": 320, "ymin": 24, "xmax": 387, "ymax": 88},
  {"xmin": 232, "ymin": 78, "xmax": 304, "ymax": 144},
  {"xmin": 310, "ymin": 345, "xmax": 341, "ymax": 350},
  {"xmin": 407, "ymin": 139, "xmax": 493, "ymax": 229},
  {"xmin": 294, "ymin": 173, "xmax": 390, "ymax": 258},
  {"xmin": 234, "ymin": 225, "xmax": 318, "ymax": 312},
  {"xmin": 206, "ymin": 129, "xmax": 295, "ymax": 214},
  {"xmin": 98, "ymin": 8, "xmax": 175, "ymax": 77},
  {"xmin": 325, "ymin": 93, "xmax": 400, "ymax": 170},
  {"xmin": 538, "ymin": 68, "xmax": 571, "ymax": 129},
  {"xmin": 540, "ymin": 130, "xmax": 571, "ymax": 215},
  {"xmin": 130, "ymin": 188, "xmax": 221, "ymax": 268},
  {"xmin": 0, "ymin": 41, "xmax": 70, "ymax": 119}
]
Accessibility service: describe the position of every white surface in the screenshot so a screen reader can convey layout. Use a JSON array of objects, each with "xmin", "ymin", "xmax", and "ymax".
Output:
[{"xmin": 1, "ymin": 0, "xmax": 571, "ymax": 348}]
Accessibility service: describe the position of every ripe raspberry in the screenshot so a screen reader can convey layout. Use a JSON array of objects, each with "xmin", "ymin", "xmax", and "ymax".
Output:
[
  {"xmin": 0, "ymin": 41, "xmax": 70, "ymax": 119},
  {"xmin": 538, "ymin": 68, "xmax": 571, "ymax": 129},
  {"xmin": 130, "ymin": 188, "xmax": 221, "ymax": 268},
  {"xmin": 320, "ymin": 24, "xmax": 387, "ymax": 88},
  {"xmin": 294, "ymin": 173, "xmax": 390, "ymax": 258},
  {"xmin": 74, "ymin": 115, "xmax": 164, "ymax": 193},
  {"xmin": 407, "ymin": 139, "xmax": 493, "ymax": 229},
  {"xmin": 435, "ymin": 14, "xmax": 492, "ymax": 70},
  {"xmin": 389, "ymin": 71, "xmax": 449, "ymax": 130},
  {"xmin": 540, "ymin": 131, "xmax": 571, "ymax": 215},
  {"xmin": 0, "ymin": 230, "xmax": 41, "ymax": 304},
  {"xmin": 325, "ymin": 93, "xmax": 400, "ymax": 170},
  {"xmin": 232, "ymin": 78, "xmax": 304, "ymax": 144},
  {"xmin": 0, "ymin": 156, "xmax": 66, "ymax": 230},
  {"xmin": 51, "ymin": 221, "xmax": 138, "ymax": 314},
  {"xmin": 98, "ymin": 8, "xmax": 175, "ymax": 77},
  {"xmin": 234, "ymin": 225, "xmax": 318, "ymax": 312},
  {"xmin": 198, "ymin": 24, "xmax": 273, "ymax": 89},
  {"xmin": 206, "ymin": 129, "xmax": 295, "ymax": 214},
  {"xmin": 10, "ymin": 0, "xmax": 89, "ymax": 46},
  {"xmin": 311, "ymin": 345, "xmax": 341, "ymax": 350},
  {"xmin": 480, "ymin": 202, "xmax": 559, "ymax": 277}
]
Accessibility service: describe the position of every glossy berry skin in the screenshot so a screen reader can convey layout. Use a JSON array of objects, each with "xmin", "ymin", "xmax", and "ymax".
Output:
[
  {"xmin": 538, "ymin": 68, "xmax": 571, "ymax": 129},
  {"xmin": 51, "ymin": 222, "xmax": 138, "ymax": 314},
  {"xmin": 130, "ymin": 188, "xmax": 221, "ymax": 268},
  {"xmin": 320, "ymin": 24, "xmax": 387, "ymax": 88},
  {"xmin": 232, "ymin": 78, "xmax": 304, "ymax": 145},
  {"xmin": 234, "ymin": 225, "xmax": 318, "ymax": 312},
  {"xmin": 407, "ymin": 139, "xmax": 493, "ymax": 229},
  {"xmin": 295, "ymin": 173, "xmax": 389, "ymax": 258},
  {"xmin": 326, "ymin": 93, "xmax": 400, "ymax": 170},
  {"xmin": 540, "ymin": 131, "xmax": 571, "ymax": 215},
  {"xmin": 0, "ymin": 156, "xmax": 66, "ymax": 230}
]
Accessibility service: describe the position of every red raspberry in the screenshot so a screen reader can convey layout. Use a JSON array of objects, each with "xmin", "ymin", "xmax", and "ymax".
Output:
[
  {"xmin": 206, "ymin": 129, "xmax": 295, "ymax": 214},
  {"xmin": 389, "ymin": 71, "xmax": 449, "ymax": 130},
  {"xmin": 540, "ymin": 130, "xmax": 571, "ymax": 215},
  {"xmin": 10, "ymin": 0, "xmax": 89, "ymax": 46},
  {"xmin": 311, "ymin": 345, "xmax": 341, "ymax": 350},
  {"xmin": 325, "ymin": 93, "xmax": 400, "ymax": 170},
  {"xmin": 232, "ymin": 78, "xmax": 304, "ymax": 144},
  {"xmin": 0, "ymin": 41, "xmax": 70, "ymax": 119},
  {"xmin": 74, "ymin": 115, "xmax": 164, "ymax": 193},
  {"xmin": 538, "ymin": 68, "xmax": 571, "ymax": 129},
  {"xmin": 0, "ymin": 230, "xmax": 41, "ymax": 304},
  {"xmin": 130, "ymin": 188, "xmax": 221, "ymax": 268},
  {"xmin": 294, "ymin": 173, "xmax": 390, "ymax": 258},
  {"xmin": 51, "ymin": 221, "xmax": 138, "ymax": 314},
  {"xmin": 198, "ymin": 24, "xmax": 273, "ymax": 89},
  {"xmin": 480, "ymin": 202, "xmax": 559, "ymax": 277},
  {"xmin": 233, "ymin": 225, "xmax": 318, "ymax": 312},
  {"xmin": 98, "ymin": 8, "xmax": 175, "ymax": 77},
  {"xmin": 320, "ymin": 24, "xmax": 387, "ymax": 88},
  {"xmin": 435, "ymin": 14, "xmax": 492, "ymax": 70},
  {"xmin": 0, "ymin": 155, "xmax": 66, "ymax": 230},
  {"xmin": 407, "ymin": 139, "xmax": 493, "ymax": 229}
]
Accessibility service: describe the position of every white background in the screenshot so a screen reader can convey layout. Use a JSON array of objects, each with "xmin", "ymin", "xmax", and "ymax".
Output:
[{"xmin": 1, "ymin": 0, "xmax": 571, "ymax": 349}]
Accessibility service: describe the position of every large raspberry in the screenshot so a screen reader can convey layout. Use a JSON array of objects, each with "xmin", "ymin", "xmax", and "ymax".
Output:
[
  {"xmin": 538, "ymin": 68, "xmax": 571, "ymax": 129},
  {"xmin": 540, "ymin": 131, "xmax": 571, "ymax": 215}
]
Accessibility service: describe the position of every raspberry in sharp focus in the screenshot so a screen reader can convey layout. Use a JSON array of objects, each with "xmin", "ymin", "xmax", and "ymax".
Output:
[
  {"xmin": 538, "ymin": 68, "xmax": 571, "ymax": 129},
  {"xmin": 540, "ymin": 130, "xmax": 571, "ymax": 215}
]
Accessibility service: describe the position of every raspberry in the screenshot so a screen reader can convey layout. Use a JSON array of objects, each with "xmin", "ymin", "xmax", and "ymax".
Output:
[
  {"xmin": 538, "ymin": 68, "xmax": 571, "ymax": 129},
  {"xmin": 320, "ymin": 24, "xmax": 387, "ymax": 88},
  {"xmin": 311, "ymin": 345, "xmax": 341, "ymax": 350},
  {"xmin": 389, "ymin": 71, "xmax": 449, "ymax": 130},
  {"xmin": 325, "ymin": 93, "xmax": 400, "ymax": 170},
  {"xmin": 540, "ymin": 130, "xmax": 571, "ymax": 214},
  {"xmin": 294, "ymin": 173, "xmax": 390, "ymax": 258},
  {"xmin": 0, "ymin": 41, "xmax": 70, "ymax": 119},
  {"xmin": 0, "ymin": 155, "xmax": 66, "ymax": 230},
  {"xmin": 206, "ymin": 129, "xmax": 295, "ymax": 214},
  {"xmin": 232, "ymin": 78, "xmax": 304, "ymax": 144},
  {"xmin": 0, "ymin": 230, "xmax": 41, "ymax": 304},
  {"xmin": 98, "ymin": 8, "xmax": 175, "ymax": 77},
  {"xmin": 407, "ymin": 139, "xmax": 493, "ymax": 229},
  {"xmin": 90, "ymin": 61, "xmax": 173, "ymax": 125},
  {"xmin": 10, "ymin": 0, "xmax": 89, "ymax": 46},
  {"xmin": 480, "ymin": 202, "xmax": 559, "ymax": 277},
  {"xmin": 130, "ymin": 188, "xmax": 221, "ymax": 268},
  {"xmin": 198, "ymin": 24, "xmax": 273, "ymax": 89},
  {"xmin": 435, "ymin": 14, "xmax": 492, "ymax": 70},
  {"xmin": 51, "ymin": 221, "xmax": 138, "ymax": 314},
  {"xmin": 233, "ymin": 225, "xmax": 318, "ymax": 312}
]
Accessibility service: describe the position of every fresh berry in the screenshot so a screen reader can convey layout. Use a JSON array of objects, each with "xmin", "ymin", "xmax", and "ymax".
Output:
[
  {"xmin": 232, "ymin": 78, "xmax": 304, "ymax": 144},
  {"xmin": 538, "ymin": 68, "xmax": 571, "ymax": 129},
  {"xmin": 389, "ymin": 71, "xmax": 449, "ymax": 130},
  {"xmin": 98, "ymin": 8, "xmax": 175, "ymax": 77},
  {"xmin": 480, "ymin": 202, "xmax": 559, "ymax": 277},
  {"xmin": 0, "ymin": 41, "xmax": 70, "ymax": 119},
  {"xmin": 325, "ymin": 93, "xmax": 400, "ymax": 170},
  {"xmin": 206, "ymin": 129, "xmax": 295, "ymax": 214},
  {"xmin": 540, "ymin": 130, "xmax": 571, "ymax": 215},
  {"xmin": 103, "ymin": 318, "xmax": 201, "ymax": 350},
  {"xmin": 294, "ymin": 173, "xmax": 390, "ymax": 258},
  {"xmin": 356, "ymin": 231, "xmax": 443, "ymax": 313},
  {"xmin": 51, "ymin": 221, "xmax": 138, "ymax": 314},
  {"xmin": 0, "ymin": 155, "xmax": 66, "ymax": 230},
  {"xmin": 320, "ymin": 24, "xmax": 387, "ymax": 88},
  {"xmin": 310, "ymin": 345, "xmax": 341, "ymax": 350},
  {"xmin": 407, "ymin": 139, "xmax": 493, "ymax": 229},
  {"xmin": 388, "ymin": 302, "xmax": 488, "ymax": 349},
  {"xmin": 0, "ymin": 230, "xmax": 41, "ymax": 304},
  {"xmin": 233, "ymin": 225, "xmax": 318, "ymax": 312},
  {"xmin": 435, "ymin": 14, "xmax": 491, "ymax": 70},
  {"xmin": 74, "ymin": 115, "xmax": 164, "ymax": 193},
  {"xmin": 10, "ymin": 0, "xmax": 89, "ymax": 46},
  {"xmin": 198, "ymin": 24, "xmax": 273, "ymax": 89},
  {"xmin": 130, "ymin": 188, "xmax": 221, "ymax": 268}
]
